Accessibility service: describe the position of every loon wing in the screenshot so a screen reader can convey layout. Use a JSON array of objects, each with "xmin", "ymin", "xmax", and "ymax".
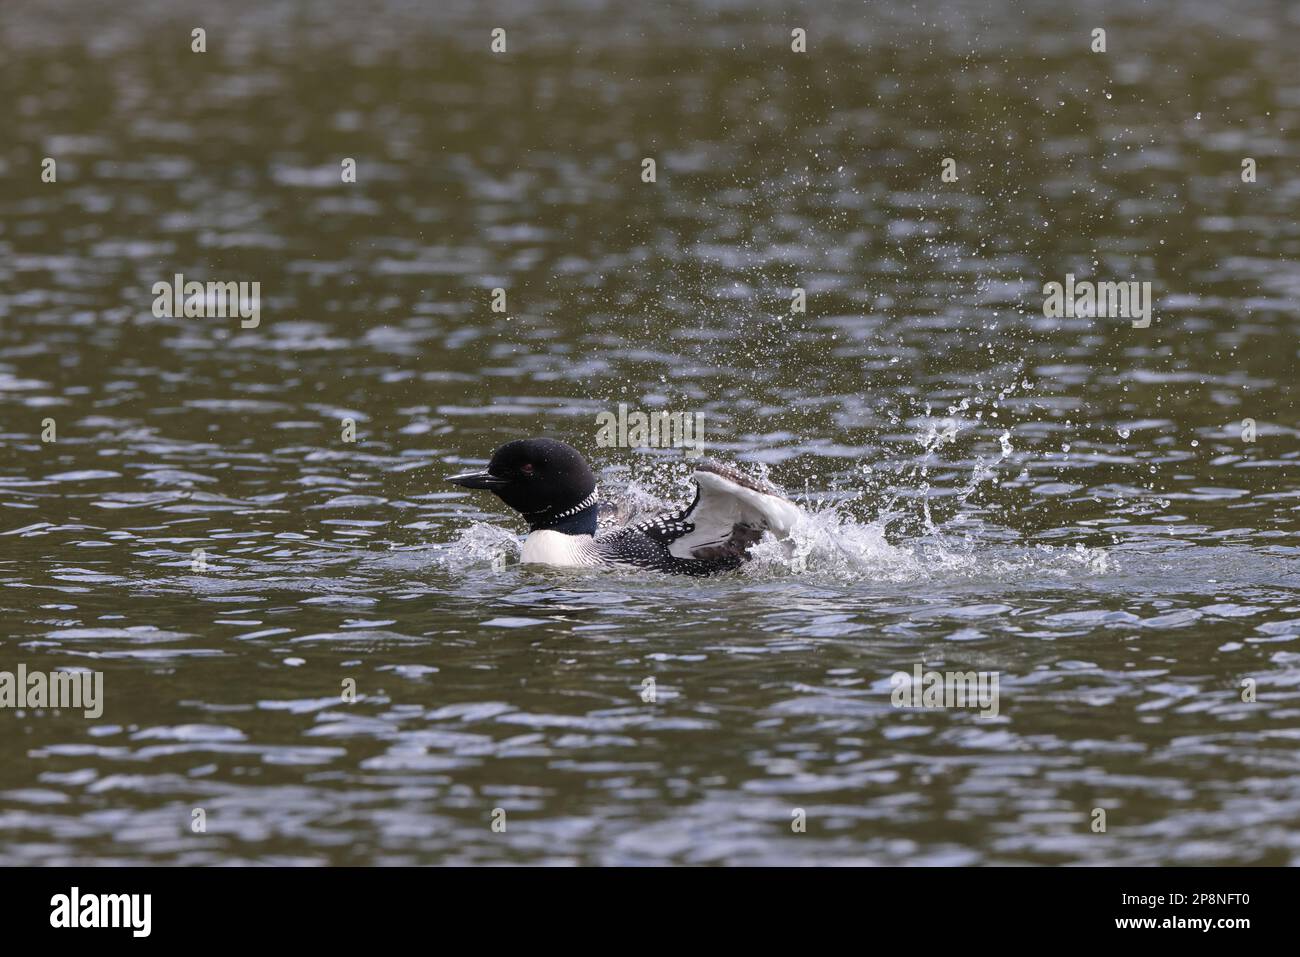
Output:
[
  {"xmin": 589, "ymin": 462, "xmax": 801, "ymax": 575},
  {"xmin": 669, "ymin": 463, "xmax": 801, "ymax": 560},
  {"xmin": 652, "ymin": 462, "xmax": 801, "ymax": 562}
]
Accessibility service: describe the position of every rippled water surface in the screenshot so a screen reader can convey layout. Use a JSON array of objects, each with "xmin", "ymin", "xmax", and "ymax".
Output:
[{"xmin": 1, "ymin": 0, "xmax": 1298, "ymax": 865}]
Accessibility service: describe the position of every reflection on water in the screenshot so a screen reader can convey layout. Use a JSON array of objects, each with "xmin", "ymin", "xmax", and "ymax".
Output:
[{"xmin": 1, "ymin": 0, "xmax": 1298, "ymax": 864}]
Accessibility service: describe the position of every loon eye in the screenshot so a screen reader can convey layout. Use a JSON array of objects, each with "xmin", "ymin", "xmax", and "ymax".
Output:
[{"xmin": 520, "ymin": 463, "xmax": 535, "ymax": 476}]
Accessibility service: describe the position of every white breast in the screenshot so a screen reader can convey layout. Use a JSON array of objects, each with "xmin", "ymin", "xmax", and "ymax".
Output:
[{"xmin": 520, "ymin": 530, "xmax": 602, "ymax": 567}]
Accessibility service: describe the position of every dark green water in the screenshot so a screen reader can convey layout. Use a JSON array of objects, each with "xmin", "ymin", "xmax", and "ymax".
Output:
[{"xmin": 1, "ymin": 0, "xmax": 1298, "ymax": 864}]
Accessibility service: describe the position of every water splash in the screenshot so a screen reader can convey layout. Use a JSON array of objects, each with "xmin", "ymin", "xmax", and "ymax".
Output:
[
  {"xmin": 747, "ymin": 506, "xmax": 920, "ymax": 581},
  {"xmin": 382, "ymin": 521, "xmax": 522, "ymax": 574},
  {"xmin": 444, "ymin": 522, "xmax": 520, "ymax": 569}
]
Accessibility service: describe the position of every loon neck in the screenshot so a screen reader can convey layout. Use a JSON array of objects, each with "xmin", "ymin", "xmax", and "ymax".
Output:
[{"xmin": 526, "ymin": 489, "xmax": 599, "ymax": 536}]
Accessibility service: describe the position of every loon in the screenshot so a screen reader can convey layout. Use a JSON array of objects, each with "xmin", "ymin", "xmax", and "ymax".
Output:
[{"xmin": 445, "ymin": 438, "xmax": 802, "ymax": 576}]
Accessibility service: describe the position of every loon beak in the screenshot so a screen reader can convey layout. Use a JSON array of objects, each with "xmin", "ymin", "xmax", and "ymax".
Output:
[{"xmin": 445, "ymin": 469, "xmax": 509, "ymax": 490}]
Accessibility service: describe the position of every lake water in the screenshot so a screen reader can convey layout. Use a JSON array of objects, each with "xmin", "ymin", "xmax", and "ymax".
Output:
[{"xmin": 1, "ymin": 0, "xmax": 1298, "ymax": 865}]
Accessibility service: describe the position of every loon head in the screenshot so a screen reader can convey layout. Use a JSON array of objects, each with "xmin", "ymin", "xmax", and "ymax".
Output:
[{"xmin": 446, "ymin": 437, "xmax": 598, "ymax": 534}]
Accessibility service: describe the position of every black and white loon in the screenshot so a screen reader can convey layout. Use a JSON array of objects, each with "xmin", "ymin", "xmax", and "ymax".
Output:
[{"xmin": 446, "ymin": 438, "xmax": 802, "ymax": 576}]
